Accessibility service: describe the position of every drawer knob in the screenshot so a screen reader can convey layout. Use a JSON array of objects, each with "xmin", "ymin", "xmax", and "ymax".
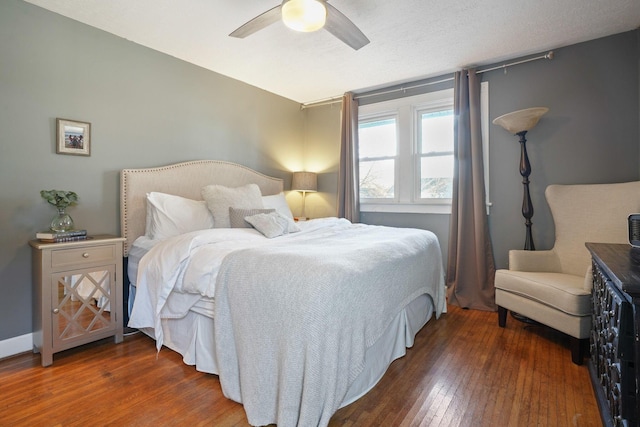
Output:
[
  {"xmin": 53, "ymin": 308, "xmax": 59, "ymax": 314},
  {"xmin": 82, "ymin": 253, "xmax": 90, "ymax": 258}
]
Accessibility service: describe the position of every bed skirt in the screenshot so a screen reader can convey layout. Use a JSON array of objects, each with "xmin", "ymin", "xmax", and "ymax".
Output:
[{"xmin": 136, "ymin": 293, "xmax": 434, "ymax": 408}]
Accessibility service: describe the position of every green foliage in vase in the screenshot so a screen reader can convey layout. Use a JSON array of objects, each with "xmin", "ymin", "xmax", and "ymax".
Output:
[{"xmin": 40, "ymin": 190, "xmax": 78, "ymax": 209}]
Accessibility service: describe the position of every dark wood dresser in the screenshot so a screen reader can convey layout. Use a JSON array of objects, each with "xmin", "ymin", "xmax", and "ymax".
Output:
[{"xmin": 586, "ymin": 243, "xmax": 640, "ymax": 427}]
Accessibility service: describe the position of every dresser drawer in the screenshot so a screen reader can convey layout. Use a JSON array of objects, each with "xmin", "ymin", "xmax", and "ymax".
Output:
[{"xmin": 51, "ymin": 244, "xmax": 116, "ymax": 269}]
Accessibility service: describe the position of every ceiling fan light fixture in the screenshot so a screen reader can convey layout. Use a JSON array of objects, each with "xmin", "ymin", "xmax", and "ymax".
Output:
[{"xmin": 282, "ymin": 0, "xmax": 327, "ymax": 33}]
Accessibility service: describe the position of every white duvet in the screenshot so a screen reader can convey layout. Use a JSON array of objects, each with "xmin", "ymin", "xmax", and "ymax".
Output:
[
  {"xmin": 130, "ymin": 219, "xmax": 363, "ymax": 333},
  {"xmin": 129, "ymin": 217, "xmax": 445, "ymax": 427}
]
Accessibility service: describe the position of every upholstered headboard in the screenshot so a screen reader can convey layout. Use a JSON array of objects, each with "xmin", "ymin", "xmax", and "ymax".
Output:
[{"xmin": 120, "ymin": 160, "xmax": 284, "ymax": 256}]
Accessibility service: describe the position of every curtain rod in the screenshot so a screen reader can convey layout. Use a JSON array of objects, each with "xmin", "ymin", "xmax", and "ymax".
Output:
[
  {"xmin": 477, "ymin": 50, "xmax": 554, "ymax": 74},
  {"xmin": 300, "ymin": 95, "xmax": 343, "ymax": 109},
  {"xmin": 300, "ymin": 50, "xmax": 554, "ymax": 109}
]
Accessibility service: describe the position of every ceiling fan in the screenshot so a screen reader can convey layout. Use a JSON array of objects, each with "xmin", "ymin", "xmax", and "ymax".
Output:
[{"xmin": 229, "ymin": 0, "xmax": 370, "ymax": 50}]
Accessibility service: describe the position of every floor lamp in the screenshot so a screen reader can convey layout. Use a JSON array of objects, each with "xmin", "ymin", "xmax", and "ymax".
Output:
[
  {"xmin": 493, "ymin": 107, "xmax": 548, "ymax": 251},
  {"xmin": 292, "ymin": 171, "xmax": 317, "ymax": 220}
]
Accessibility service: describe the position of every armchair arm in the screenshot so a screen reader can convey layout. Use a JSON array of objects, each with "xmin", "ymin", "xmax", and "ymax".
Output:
[{"xmin": 508, "ymin": 249, "xmax": 562, "ymax": 272}]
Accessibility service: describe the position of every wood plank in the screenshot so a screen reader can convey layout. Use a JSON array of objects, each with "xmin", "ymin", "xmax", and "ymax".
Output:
[{"xmin": 0, "ymin": 305, "xmax": 600, "ymax": 426}]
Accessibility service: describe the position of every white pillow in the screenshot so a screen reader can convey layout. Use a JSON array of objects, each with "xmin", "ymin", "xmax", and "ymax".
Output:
[
  {"xmin": 201, "ymin": 183, "xmax": 263, "ymax": 228},
  {"xmin": 244, "ymin": 211, "xmax": 300, "ymax": 238},
  {"xmin": 145, "ymin": 192, "xmax": 214, "ymax": 240},
  {"xmin": 262, "ymin": 192, "xmax": 294, "ymax": 220}
]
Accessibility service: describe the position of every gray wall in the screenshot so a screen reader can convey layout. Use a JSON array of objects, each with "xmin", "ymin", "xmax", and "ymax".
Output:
[
  {"xmin": 0, "ymin": 0, "xmax": 304, "ymax": 342},
  {"xmin": 299, "ymin": 104, "xmax": 342, "ymax": 219},
  {"xmin": 305, "ymin": 30, "xmax": 640, "ymax": 271}
]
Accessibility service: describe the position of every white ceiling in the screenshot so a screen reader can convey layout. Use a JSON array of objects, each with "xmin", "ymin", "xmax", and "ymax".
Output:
[{"xmin": 23, "ymin": 0, "xmax": 640, "ymax": 104}]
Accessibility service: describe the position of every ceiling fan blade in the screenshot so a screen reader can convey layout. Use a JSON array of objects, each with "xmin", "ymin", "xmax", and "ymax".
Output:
[
  {"xmin": 229, "ymin": 4, "xmax": 282, "ymax": 38},
  {"xmin": 324, "ymin": 3, "xmax": 369, "ymax": 50}
]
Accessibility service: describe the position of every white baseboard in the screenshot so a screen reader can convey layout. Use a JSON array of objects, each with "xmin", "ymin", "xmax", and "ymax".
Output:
[{"xmin": 0, "ymin": 333, "xmax": 33, "ymax": 360}]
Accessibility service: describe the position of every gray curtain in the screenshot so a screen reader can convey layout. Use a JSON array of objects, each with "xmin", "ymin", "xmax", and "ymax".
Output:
[
  {"xmin": 338, "ymin": 92, "xmax": 360, "ymax": 222},
  {"xmin": 446, "ymin": 69, "xmax": 497, "ymax": 311}
]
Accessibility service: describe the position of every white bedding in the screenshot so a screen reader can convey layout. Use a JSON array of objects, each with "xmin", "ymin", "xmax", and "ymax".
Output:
[
  {"xmin": 130, "ymin": 221, "xmax": 331, "ymax": 335},
  {"xmin": 128, "ymin": 217, "xmax": 445, "ymax": 427},
  {"xmin": 126, "ymin": 236, "xmax": 157, "ymax": 317}
]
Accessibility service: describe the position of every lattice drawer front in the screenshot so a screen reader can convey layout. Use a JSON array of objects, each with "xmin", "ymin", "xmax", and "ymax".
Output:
[{"xmin": 591, "ymin": 262, "xmax": 636, "ymax": 425}]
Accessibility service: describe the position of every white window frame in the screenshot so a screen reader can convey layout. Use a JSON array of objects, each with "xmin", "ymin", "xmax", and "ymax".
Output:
[{"xmin": 358, "ymin": 82, "xmax": 490, "ymax": 215}]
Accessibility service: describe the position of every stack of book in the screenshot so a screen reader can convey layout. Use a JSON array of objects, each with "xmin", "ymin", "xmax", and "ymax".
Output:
[{"xmin": 36, "ymin": 229, "xmax": 89, "ymax": 243}]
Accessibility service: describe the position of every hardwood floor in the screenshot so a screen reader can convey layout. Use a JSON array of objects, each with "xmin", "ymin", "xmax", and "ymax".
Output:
[{"xmin": 0, "ymin": 305, "xmax": 601, "ymax": 426}]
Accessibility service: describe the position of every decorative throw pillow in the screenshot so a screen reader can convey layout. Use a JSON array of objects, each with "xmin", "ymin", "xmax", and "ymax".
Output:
[
  {"xmin": 201, "ymin": 183, "xmax": 263, "ymax": 228},
  {"xmin": 244, "ymin": 211, "xmax": 301, "ymax": 238},
  {"xmin": 229, "ymin": 207, "xmax": 275, "ymax": 228},
  {"xmin": 145, "ymin": 192, "xmax": 214, "ymax": 240},
  {"xmin": 262, "ymin": 192, "xmax": 294, "ymax": 220}
]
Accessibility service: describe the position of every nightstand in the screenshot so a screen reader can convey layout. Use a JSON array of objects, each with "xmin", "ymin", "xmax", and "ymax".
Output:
[{"xmin": 30, "ymin": 235, "xmax": 125, "ymax": 366}]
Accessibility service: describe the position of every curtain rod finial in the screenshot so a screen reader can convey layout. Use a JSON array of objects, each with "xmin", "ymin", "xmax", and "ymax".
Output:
[{"xmin": 546, "ymin": 51, "xmax": 554, "ymax": 60}]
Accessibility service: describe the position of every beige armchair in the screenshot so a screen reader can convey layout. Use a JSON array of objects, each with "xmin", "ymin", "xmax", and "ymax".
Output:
[{"xmin": 495, "ymin": 181, "xmax": 640, "ymax": 364}]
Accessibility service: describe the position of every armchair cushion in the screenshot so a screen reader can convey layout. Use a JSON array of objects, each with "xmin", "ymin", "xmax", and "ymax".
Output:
[{"xmin": 495, "ymin": 270, "xmax": 590, "ymax": 316}]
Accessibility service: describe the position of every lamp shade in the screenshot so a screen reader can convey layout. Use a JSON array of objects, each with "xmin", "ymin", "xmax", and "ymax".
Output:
[
  {"xmin": 492, "ymin": 107, "xmax": 549, "ymax": 134},
  {"xmin": 292, "ymin": 171, "xmax": 317, "ymax": 192},
  {"xmin": 282, "ymin": 0, "xmax": 327, "ymax": 32}
]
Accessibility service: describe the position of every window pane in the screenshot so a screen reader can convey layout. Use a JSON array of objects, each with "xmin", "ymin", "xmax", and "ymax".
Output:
[
  {"xmin": 360, "ymin": 159, "xmax": 394, "ymax": 198},
  {"xmin": 420, "ymin": 110, "xmax": 453, "ymax": 154},
  {"xmin": 420, "ymin": 109, "xmax": 453, "ymax": 199},
  {"xmin": 359, "ymin": 118, "xmax": 397, "ymax": 158},
  {"xmin": 420, "ymin": 155, "xmax": 453, "ymax": 198}
]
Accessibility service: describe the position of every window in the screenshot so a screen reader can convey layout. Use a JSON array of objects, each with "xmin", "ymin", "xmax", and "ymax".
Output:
[
  {"xmin": 358, "ymin": 89, "xmax": 454, "ymax": 213},
  {"xmin": 357, "ymin": 83, "xmax": 489, "ymax": 214}
]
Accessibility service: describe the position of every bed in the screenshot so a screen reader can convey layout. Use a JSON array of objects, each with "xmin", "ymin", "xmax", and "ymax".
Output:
[{"xmin": 121, "ymin": 160, "xmax": 446, "ymax": 427}]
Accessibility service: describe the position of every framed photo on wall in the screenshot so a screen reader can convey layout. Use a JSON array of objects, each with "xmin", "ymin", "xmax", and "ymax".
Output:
[{"xmin": 56, "ymin": 118, "xmax": 91, "ymax": 156}]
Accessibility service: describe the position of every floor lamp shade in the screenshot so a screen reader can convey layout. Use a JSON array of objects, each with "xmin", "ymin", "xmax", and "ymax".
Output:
[{"xmin": 492, "ymin": 107, "xmax": 548, "ymax": 134}]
